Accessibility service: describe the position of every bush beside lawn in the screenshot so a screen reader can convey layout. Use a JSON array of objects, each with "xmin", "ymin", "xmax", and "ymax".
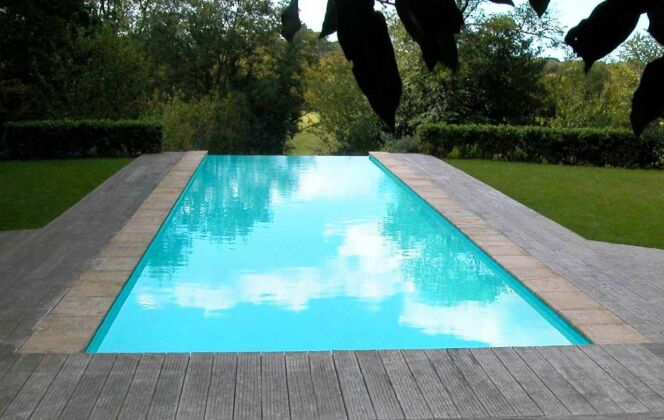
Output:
[
  {"xmin": 2, "ymin": 120, "xmax": 162, "ymax": 159},
  {"xmin": 448, "ymin": 159, "xmax": 664, "ymax": 249},
  {"xmin": 417, "ymin": 124, "xmax": 663, "ymax": 168},
  {"xmin": 0, "ymin": 158, "xmax": 132, "ymax": 231}
]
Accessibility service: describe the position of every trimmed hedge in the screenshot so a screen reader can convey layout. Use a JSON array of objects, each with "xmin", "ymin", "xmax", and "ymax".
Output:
[
  {"xmin": 1, "ymin": 119, "xmax": 162, "ymax": 159},
  {"xmin": 416, "ymin": 124, "xmax": 664, "ymax": 168}
]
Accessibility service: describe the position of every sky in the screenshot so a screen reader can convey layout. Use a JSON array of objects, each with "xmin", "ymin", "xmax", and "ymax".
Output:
[{"xmin": 298, "ymin": 0, "xmax": 650, "ymax": 59}]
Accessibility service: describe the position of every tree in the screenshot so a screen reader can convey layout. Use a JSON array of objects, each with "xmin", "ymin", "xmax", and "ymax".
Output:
[
  {"xmin": 281, "ymin": 0, "xmax": 664, "ymax": 136},
  {"xmin": 393, "ymin": 7, "xmax": 551, "ymax": 132},
  {"xmin": 304, "ymin": 53, "xmax": 383, "ymax": 154},
  {"xmin": 0, "ymin": 0, "xmax": 91, "ymax": 121},
  {"xmin": 543, "ymin": 61, "xmax": 638, "ymax": 128}
]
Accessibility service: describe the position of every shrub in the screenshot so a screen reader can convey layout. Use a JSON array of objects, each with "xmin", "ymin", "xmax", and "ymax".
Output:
[
  {"xmin": 2, "ymin": 120, "xmax": 162, "ymax": 159},
  {"xmin": 415, "ymin": 124, "xmax": 663, "ymax": 168},
  {"xmin": 161, "ymin": 93, "xmax": 255, "ymax": 154}
]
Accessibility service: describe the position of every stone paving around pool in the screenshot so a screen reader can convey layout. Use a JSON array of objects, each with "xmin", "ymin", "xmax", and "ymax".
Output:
[
  {"xmin": 18, "ymin": 151, "xmax": 206, "ymax": 353},
  {"xmin": 370, "ymin": 152, "xmax": 648, "ymax": 346}
]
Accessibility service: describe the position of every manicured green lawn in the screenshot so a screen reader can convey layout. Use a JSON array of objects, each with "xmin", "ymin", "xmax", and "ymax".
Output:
[
  {"xmin": 448, "ymin": 159, "xmax": 664, "ymax": 249},
  {"xmin": 0, "ymin": 158, "xmax": 132, "ymax": 231},
  {"xmin": 286, "ymin": 112, "xmax": 338, "ymax": 155}
]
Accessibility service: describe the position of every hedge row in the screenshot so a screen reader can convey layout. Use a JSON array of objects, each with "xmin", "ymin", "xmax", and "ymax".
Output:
[
  {"xmin": 1, "ymin": 120, "xmax": 162, "ymax": 159},
  {"xmin": 415, "ymin": 124, "xmax": 664, "ymax": 168}
]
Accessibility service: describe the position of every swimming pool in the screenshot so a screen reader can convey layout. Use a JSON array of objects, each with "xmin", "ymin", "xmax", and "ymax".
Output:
[{"xmin": 88, "ymin": 156, "xmax": 588, "ymax": 353}]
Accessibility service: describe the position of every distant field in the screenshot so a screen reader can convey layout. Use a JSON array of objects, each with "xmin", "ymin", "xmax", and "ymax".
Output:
[
  {"xmin": 448, "ymin": 159, "xmax": 664, "ymax": 249},
  {"xmin": 286, "ymin": 112, "xmax": 337, "ymax": 155},
  {"xmin": 0, "ymin": 158, "xmax": 132, "ymax": 231}
]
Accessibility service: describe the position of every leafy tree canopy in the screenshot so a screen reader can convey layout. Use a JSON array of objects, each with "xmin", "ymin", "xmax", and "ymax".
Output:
[{"xmin": 281, "ymin": 0, "xmax": 664, "ymax": 136}]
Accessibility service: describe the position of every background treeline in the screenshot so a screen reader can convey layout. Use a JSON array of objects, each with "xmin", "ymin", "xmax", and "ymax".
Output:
[
  {"xmin": 302, "ymin": 2, "xmax": 664, "ymax": 160},
  {"xmin": 0, "ymin": 0, "xmax": 331, "ymax": 154},
  {"xmin": 1, "ymin": 0, "xmax": 663, "ymax": 161}
]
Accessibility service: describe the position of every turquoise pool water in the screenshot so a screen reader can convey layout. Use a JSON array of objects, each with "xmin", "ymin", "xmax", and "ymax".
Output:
[{"xmin": 88, "ymin": 156, "xmax": 588, "ymax": 353}]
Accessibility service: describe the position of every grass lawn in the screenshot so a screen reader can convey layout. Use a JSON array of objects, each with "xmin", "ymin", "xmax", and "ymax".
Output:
[
  {"xmin": 0, "ymin": 158, "xmax": 132, "ymax": 231},
  {"xmin": 447, "ymin": 159, "xmax": 664, "ymax": 249},
  {"xmin": 286, "ymin": 112, "xmax": 338, "ymax": 155}
]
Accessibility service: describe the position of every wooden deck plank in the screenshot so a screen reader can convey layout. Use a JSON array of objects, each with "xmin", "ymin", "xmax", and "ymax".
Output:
[
  {"xmin": 516, "ymin": 347, "xmax": 597, "ymax": 415},
  {"xmin": 285, "ymin": 352, "xmax": 318, "ymax": 420},
  {"xmin": 309, "ymin": 352, "xmax": 347, "ymax": 420},
  {"xmin": 425, "ymin": 349, "xmax": 487, "ymax": 418},
  {"xmin": 536, "ymin": 347, "xmax": 624, "ymax": 415},
  {"xmin": 0, "ymin": 354, "xmax": 66, "ymax": 420},
  {"xmin": 355, "ymin": 351, "xmax": 404, "ymax": 420},
  {"xmin": 401, "ymin": 350, "xmax": 458, "ymax": 419},
  {"xmin": 378, "ymin": 350, "xmax": 431, "ymax": 419},
  {"xmin": 492, "ymin": 348, "xmax": 570, "ymax": 416},
  {"xmin": 581, "ymin": 346, "xmax": 664, "ymax": 412},
  {"xmin": 59, "ymin": 354, "xmax": 116, "ymax": 420},
  {"xmin": 205, "ymin": 353, "xmax": 237, "ymax": 420},
  {"xmin": 333, "ymin": 352, "xmax": 375, "ymax": 420},
  {"xmin": 90, "ymin": 354, "xmax": 140, "ymax": 420},
  {"xmin": 603, "ymin": 345, "xmax": 664, "ymax": 400},
  {"xmin": 118, "ymin": 354, "xmax": 163, "ymax": 420},
  {"xmin": 448, "ymin": 348, "xmax": 516, "ymax": 417},
  {"xmin": 0, "ymin": 354, "xmax": 18, "ymax": 381},
  {"xmin": 560, "ymin": 347, "xmax": 647, "ymax": 414},
  {"xmin": 29, "ymin": 354, "xmax": 91, "ymax": 420},
  {"xmin": 176, "ymin": 353, "xmax": 213, "ymax": 420},
  {"xmin": 261, "ymin": 352, "xmax": 290, "ymax": 420},
  {"xmin": 233, "ymin": 353, "xmax": 261, "ymax": 420},
  {"xmin": 147, "ymin": 354, "xmax": 188, "ymax": 420},
  {"xmin": 0, "ymin": 354, "xmax": 43, "ymax": 416},
  {"xmin": 471, "ymin": 348, "xmax": 542, "ymax": 416}
]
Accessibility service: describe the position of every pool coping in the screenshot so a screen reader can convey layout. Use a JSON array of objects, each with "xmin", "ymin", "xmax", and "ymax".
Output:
[
  {"xmin": 19, "ymin": 151, "xmax": 207, "ymax": 353},
  {"xmin": 18, "ymin": 151, "xmax": 647, "ymax": 353},
  {"xmin": 370, "ymin": 151, "xmax": 649, "ymax": 346}
]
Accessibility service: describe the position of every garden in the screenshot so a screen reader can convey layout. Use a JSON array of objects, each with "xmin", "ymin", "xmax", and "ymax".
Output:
[{"xmin": 1, "ymin": 0, "xmax": 663, "ymax": 248}]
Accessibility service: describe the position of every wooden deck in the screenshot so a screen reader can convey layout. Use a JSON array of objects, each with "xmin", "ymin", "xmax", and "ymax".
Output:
[
  {"xmin": 0, "ymin": 345, "xmax": 663, "ymax": 419},
  {"xmin": 3, "ymin": 152, "xmax": 664, "ymax": 419}
]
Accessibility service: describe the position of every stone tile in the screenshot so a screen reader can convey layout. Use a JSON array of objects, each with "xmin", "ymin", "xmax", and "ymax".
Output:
[
  {"xmin": 120, "ymin": 223, "xmax": 161, "ymax": 234},
  {"xmin": 494, "ymin": 255, "xmax": 546, "ymax": 269},
  {"xmin": 506, "ymin": 266, "xmax": 557, "ymax": 280},
  {"xmin": 36, "ymin": 315, "xmax": 104, "ymax": 332},
  {"xmin": 138, "ymin": 199, "xmax": 174, "ymax": 211},
  {"xmin": 79, "ymin": 270, "xmax": 132, "ymax": 284},
  {"xmin": 582, "ymin": 324, "xmax": 649, "ymax": 344},
  {"xmin": 537, "ymin": 291, "xmax": 604, "ymax": 310},
  {"xmin": 523, "ymin": 276, "xmax": 579, "ymax": 292},
  {"xmin": 110, "ymin": 232, "xmax": 154, "ymax": 245},
  {"xmin": 20, "ymin": 331, "xmax": 91, "ymax": 353},
  {"xmin": 482, "ymin": 245, "xmax": 528, "ymax": 257},
  {"xmin": 51, "ymin": 297, "xmax": 114, "ymax": 317},
  {"xmin": 92, "ymin": 256, "xmax": 139, "ymax": 271},
  {"xmin": 67, "ymin": 281, "xmax": 123, "ymax": 298},
  {"xmin": 101, "ymin": 245, "xmax": 147, "ymax": 258},
  {"xmin": 560, "ymin": 309, "xmax": 624, "ymax": 325},
  {"xmin": 131, "ymin": 209, "xmax": 170, "ymax": 219}
]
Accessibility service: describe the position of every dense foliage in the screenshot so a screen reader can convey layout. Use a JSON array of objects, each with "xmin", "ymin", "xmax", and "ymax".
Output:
[
  {"xmin": 0, "ymin": 0, "xmax": 323, "ymax": 154},
  {"xmin": 281, "ymin": 0, "xmax": 664, "ymax": 136},
  {"xmin": 416, "ymin": 124, "xmax": 663, "ymax": 168},
  {"xmin": 2, "ymin": 120, "xmax": 162, "ymax": 159}
]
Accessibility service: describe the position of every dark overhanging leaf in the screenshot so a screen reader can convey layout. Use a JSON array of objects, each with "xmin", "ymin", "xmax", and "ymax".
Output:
[
  {"xmin": 395, "ymin": 0, "xmax": 463, "ymax": 72},
  {"xmin": 647, "ymin": 1, "xmax": 664, "ymax": 45},
  {"xmin": 488, "ymin": 0, "xmax": 515, "ymax": 5},
  {"xmin": 280, "ymin": 0, "xmax": 301, "ymax": 42},
  {"xmin": 528, "ymin": 0, "xmax": 550, "ymax": 17},
  {"xmin": 335, "ymin": 0, "xmax": 402, "ymax": 130},
  {"xmin": 320, "ymin": 0, "xmax": 338, "ymax": 39},
  {"xmin": 565, "ymin": 0, "xmax": 642, "ymax": 72},
  {"xmin": 631, "ymin": 56, "xmax": 664, "ymax": 136}
]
